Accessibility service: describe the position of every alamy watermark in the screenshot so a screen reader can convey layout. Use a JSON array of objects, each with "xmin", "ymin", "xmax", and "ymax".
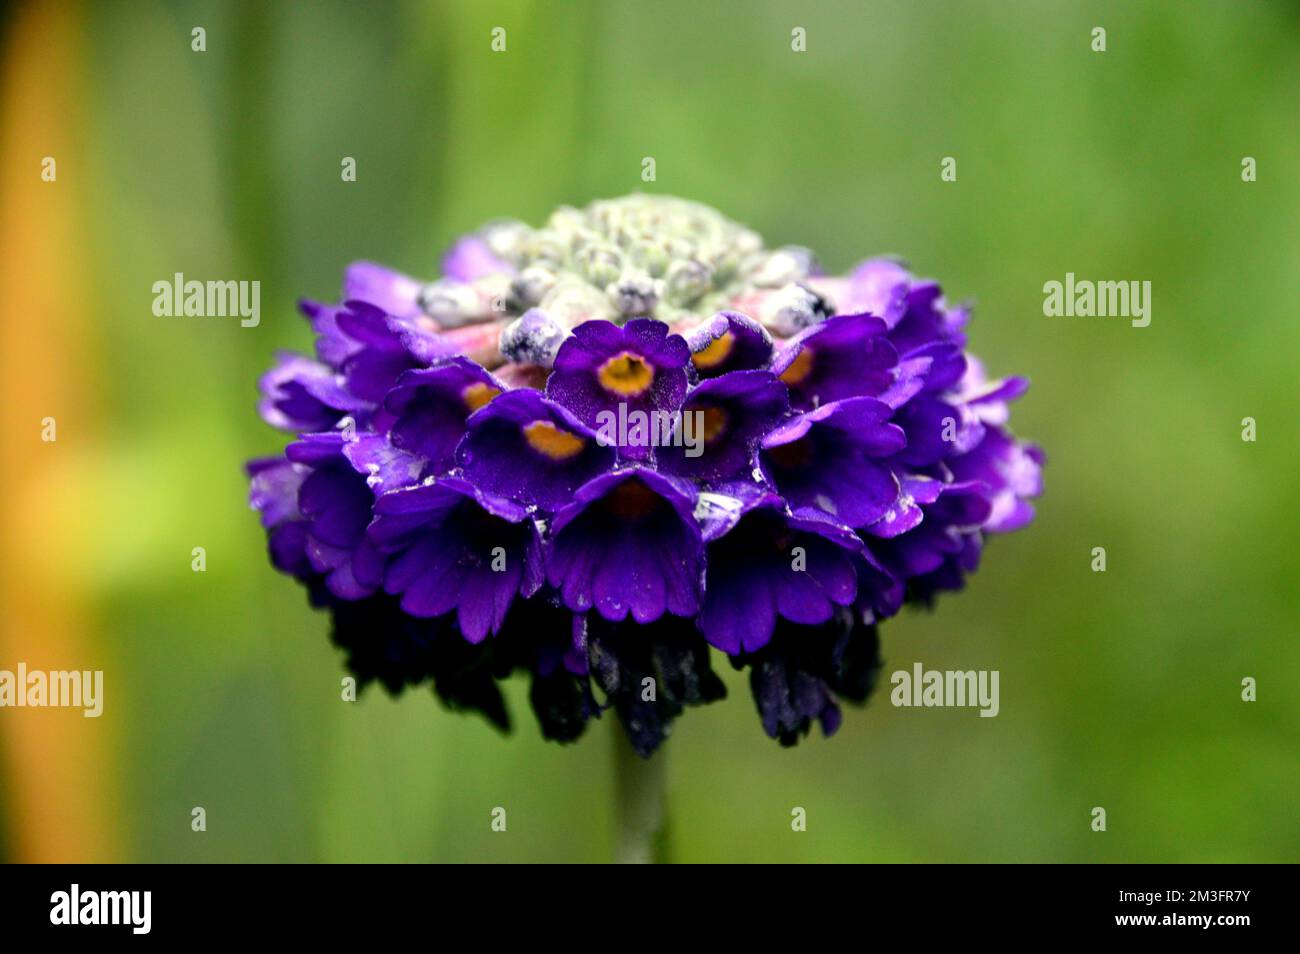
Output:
[
  {"xmin": 595, "ymin": 404, "xmax": 705, "ymax": 457},
  {"xmin": 152, "ymin": 272, "xmax": 260, "ymax": 327},
  {"xmin": 1043, "ymin": 272, "xmax": 1150, "ymax": 328},
  {"xmin": 891, "ymin": 663, "xmax": 999, "ymax": 717},
  {"xmin": 0, "ymin": 663, "xmax": 103, "ymax": 717},
  {"xmin": 50, "ymin": 884, "xmax": 150, "ymax": 934}
]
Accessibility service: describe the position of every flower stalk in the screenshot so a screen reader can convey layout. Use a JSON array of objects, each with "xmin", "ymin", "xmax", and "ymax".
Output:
[{"xmin": 611, "ymin": 721, "xmax": 669, "ymax": 864}]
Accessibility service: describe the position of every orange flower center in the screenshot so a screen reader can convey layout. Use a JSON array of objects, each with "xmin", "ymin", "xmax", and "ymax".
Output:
[
  {"xmin": 523, "ymin": 420, "xmax": 586, "ymax": 461},
  {"xmin": 597, "ymin": 351, "xmax": 655, "ymax": 397},
  {"xmin": 779, "ymin": 347, "xmax": 815, "ymax": 386},
  {"xmin": 691, "ymin": 332, "xmax": 734, "ymax": 370},
  {"xmin": 462, "ymin": 382, "xmax": 501, "ymax": 412}
]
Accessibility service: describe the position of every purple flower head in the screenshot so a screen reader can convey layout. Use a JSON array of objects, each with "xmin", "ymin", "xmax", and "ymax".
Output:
[
  {"xmin": 247, "ymin": 195, "xmax": 1042, "ymax": 754},
  {"xmin": 382, "ymin": 357, "xmax": 504, "ymax": 472},
  {"xmin": 697, "ymin": 490, "xmax": 861, "ymax": 654},
  {"xmin": 456, "ymin": 388, "xmax": 615, "ymax": 510},
  {"xmin": 685, "ymin": 311, "xmax": 774, "ymax": 378},
  {"xmin": 547, "ymin": 468, "xmax": 703, "ymax": 623},
  {"xmin": 368, "ymin": 477, "xmax": 543, "ymax": 642},
  {"xmin": 547, "ymin": 319, "xmax": 690, "ymax": 458},
  {"xmin": 760, "ymin": 397, "xmax": 906, "ymax": 527}
]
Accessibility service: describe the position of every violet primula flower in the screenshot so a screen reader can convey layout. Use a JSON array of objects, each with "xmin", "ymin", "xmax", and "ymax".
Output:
[
  {"xmin": 368, "ymin": 477, "xmax": 543, "ymax": 642},
  {"xmin": 546, "ymin": 318, "xmax": 690, "ymax": 458},
  {"xmin": 697, "ymin": 490, "xmax": 861, "ymax": 654},
  {"xmin": 546, "ymin": 468, "xmax": 703, "ymax": 624},
  {"xmin": 381, "ymin": 357, "xmax": 504, "ymax": 470},
  {"xmin": 456, "ymin": 388, "xmax": 615, "ymax": 509},
  {"xmin": 247, "ymin": 194, "xmax": 1042, "ymax": 755},
  {"xmin": 685, "ymin": 311, "xmax": 774, "ymax": 378},
  {"xmin": 759, "ymin": 396, "xmax": 906, "ymax": 527}
]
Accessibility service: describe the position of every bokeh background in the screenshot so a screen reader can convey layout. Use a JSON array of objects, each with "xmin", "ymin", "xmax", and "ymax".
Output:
[{"xmin": 1, "ymin": 0, "xmax": 1296, "ymax": 863}]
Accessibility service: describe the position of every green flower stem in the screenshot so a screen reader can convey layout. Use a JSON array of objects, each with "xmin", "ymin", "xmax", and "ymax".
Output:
[{"xmin": 611, "ymin": 720, "xmax": 669, "ymax": 864}]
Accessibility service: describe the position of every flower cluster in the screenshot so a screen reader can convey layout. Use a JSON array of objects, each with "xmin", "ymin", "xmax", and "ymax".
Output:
[{"xmin": 248, "ymin": 196, "xmax": 1042, "ymax": 755}]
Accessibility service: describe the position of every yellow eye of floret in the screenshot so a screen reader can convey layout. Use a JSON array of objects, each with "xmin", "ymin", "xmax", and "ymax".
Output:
[
  {"xmin": 691, "ymin": 332, "xmax": 735, "ymax": 370},
  {"xmin": 462, "ymin": 382, "xmax": 501, "ymax": 412},
  {"xmin": 597, "ymin": 351, "xmax": 655, "ymax": 397},
  {"xmin": 778, "ymin": 347, "xmax": 815, "ymax": 386},
  {"xmin": 523, "ymin": 420, "xmax": 586, "ymax": 461}
]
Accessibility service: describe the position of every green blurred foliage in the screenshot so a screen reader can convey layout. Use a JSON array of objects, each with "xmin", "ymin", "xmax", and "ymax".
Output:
[{"xmin": 26, "ymin": 0, "xmax": 1300, "ymax": 861}]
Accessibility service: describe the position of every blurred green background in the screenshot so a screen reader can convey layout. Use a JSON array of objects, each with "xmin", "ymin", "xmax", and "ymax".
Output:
[{"xmin": 1, "ymin": 0, "xmax": 1296, "ymax": 862}]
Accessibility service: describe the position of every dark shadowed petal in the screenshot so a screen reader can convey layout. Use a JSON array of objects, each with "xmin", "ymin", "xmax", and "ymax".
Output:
[
  {"xmin": 735, "ymin": 609, "xmax": 881, "ymax": 746},
  {"xmin": 328, "ymin": 594, "xmax": 513, "ymax": 730},
  {"xmin": 585, "ymin": 614, "xmax": 726, "ymax": 756}
]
